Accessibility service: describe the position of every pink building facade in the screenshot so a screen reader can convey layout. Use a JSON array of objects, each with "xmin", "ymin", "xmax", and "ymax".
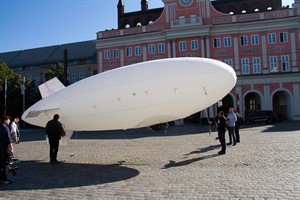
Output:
[{"xmin": 96, "ymin": 0, "xmax": 300, "ymax": 121}]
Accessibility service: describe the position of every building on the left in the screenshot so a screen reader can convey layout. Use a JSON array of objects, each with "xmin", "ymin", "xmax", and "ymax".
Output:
[{"xmin": 0, "ymin": 40, "xmax": 97, "ymax": 86}]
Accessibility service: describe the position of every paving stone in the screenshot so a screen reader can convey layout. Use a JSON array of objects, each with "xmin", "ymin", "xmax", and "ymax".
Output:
[{"xmin": 0, "ymin": 121, "xmax": 299, "ymax": 199}]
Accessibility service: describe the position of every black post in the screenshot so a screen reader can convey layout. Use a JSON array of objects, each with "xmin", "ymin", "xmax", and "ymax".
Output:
[{"xmin": 64, "ymin": 49, "xmax": 68, "ymax": 86}]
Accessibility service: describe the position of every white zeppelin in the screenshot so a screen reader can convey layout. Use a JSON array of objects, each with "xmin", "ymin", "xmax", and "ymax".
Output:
[{"xmin": 22, "ymin": 57, "xmax": 237, "ymax": 131}]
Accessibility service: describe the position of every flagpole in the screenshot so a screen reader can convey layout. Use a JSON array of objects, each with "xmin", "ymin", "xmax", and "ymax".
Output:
[
  {"xmin": 4, "ymin": 79, "xmax": 7, "ymax": 115},
  {"xmin": 236, "ymin": 93, "xmax": 240, "ymax": 114},
  {"xmin": 21, "ymin": 77, "xmax": 26, "ymax": 127}
]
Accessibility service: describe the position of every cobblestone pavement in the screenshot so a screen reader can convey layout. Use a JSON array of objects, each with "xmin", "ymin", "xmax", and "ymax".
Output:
[{"xmin": 1, "ymin": 121, "xmax": 299, "ymax": 200}]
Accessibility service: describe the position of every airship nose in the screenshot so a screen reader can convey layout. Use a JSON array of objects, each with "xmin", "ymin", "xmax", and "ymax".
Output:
[
  {"xmin": 223, "ymin": 62, "xmax": 237, "ymax": 84},
  {"xmin": 199, "ymin": 58, "xmax": 237, "ymax": 101},
  {"xmin": 213, "ymin": 59, "xmax": 237, "ymax": 85},
  {"xmin": 21, "ymin": 111, "xmax": 27, "ymax": 121}
]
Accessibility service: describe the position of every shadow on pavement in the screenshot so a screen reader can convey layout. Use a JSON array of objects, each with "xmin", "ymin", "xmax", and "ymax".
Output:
[
  {"xmin": 183, "ymin": 144, "xmax": 220, "ymax": 156},
  {"xmin": 261, "ymin": 121, "xmax": 300, "ymax": 132},
  {"xmin": 18, "ymin": 124, "xmax": 212, "ymax": 142},
  {"xmin": 1, "ymin": 161, "xmax": 139, "ymax": 190},
  {"xmin": 19, "ymin": 121, "xmax": 299, "ymax": 142},
  {"xmin": 18, "ymin": 128, "xmax": 46, "ymax": 142},
  {"xmin": 162, "ymin": 154, "xmax": 219, "ymax": 169},
  {"xmin": 241, "ymin": 121, "xmax": 300, "ymax": 132},
  {"xmin": 162, "ymin": 144, "xmax": 220, "ymax": 169},
  {"xmin": 72, "ymin": 124, "xmax": 213, "ymax": 140}
]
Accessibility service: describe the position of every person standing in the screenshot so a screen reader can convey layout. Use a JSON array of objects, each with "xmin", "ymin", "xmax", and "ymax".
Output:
[
  {"xmin": 0, "ymin": 115, "xmax": 14, "ymax": 184},
  {"xmin": 234, "ymin": 111, "xmax": 242, "ymax": 143},
  {"xmin": 45, "ymin": 114, "xmax": 65, "ymax": 164},
  {"xmin": 10, "ymin": 117, "xmax": 20, "ymax": 144},
  {"xmin": 226, "ymin": 107, "xmax": 237, "ymax": 146},
  {"xmin": 215, "ymin": 111, "xmax": 227, "ymax": 155}
]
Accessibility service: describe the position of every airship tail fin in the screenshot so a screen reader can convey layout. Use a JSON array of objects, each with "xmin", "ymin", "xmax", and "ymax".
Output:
[
  {"xmin": 38, "ymin": 77, "xmax": 65, "ymax": 98},
  {"xmin": 24, "ymin": 108, "xmax": 60, "ymax": 118}
]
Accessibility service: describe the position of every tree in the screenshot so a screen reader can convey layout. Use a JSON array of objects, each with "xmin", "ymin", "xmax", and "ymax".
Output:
[
  {"xmin": 0, "ymin": 63, "xmax": 38, "ymax": 118},
  {"xmin": 45, "ymin": 62, "xmax": 65, "ymax": 82},
  {"xmin": 0, "ymin": 63, "xmax": 11, "ymax": 91}
]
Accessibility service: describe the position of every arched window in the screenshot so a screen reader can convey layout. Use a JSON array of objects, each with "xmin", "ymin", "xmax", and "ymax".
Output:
[
  {"xmin": 134, "ymin": 18, "xmax": 143, "ymax": 27},
  {"xmin": 240, "ymin": 3, "xmax": 248, "ymax": 14},
  {"xmin": 122, "ymin": 20, "xmax": 131, "ymax": 29},
  {"xmin": 227, "ymin": 5, "xmax": 236, "ymax": 15}
]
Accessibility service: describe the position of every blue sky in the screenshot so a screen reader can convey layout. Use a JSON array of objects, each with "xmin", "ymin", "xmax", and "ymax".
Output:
[{"xmin": 0, "ymin": 0, "xmax": 295, "ymax": 53}]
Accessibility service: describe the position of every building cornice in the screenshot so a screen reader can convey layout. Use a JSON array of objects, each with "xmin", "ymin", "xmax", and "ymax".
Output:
[
  {"xmin": 237, "ymin": 72, "xmax": 300, "ymax": 85},
  {"xmin": 96, "ymin": 31, "xmax": 167, "ymax": 49},
  {"xmin": 209, "ymin": 16, "xmax": 300, "ymax": 35},
  {"xmin": 163, "ymin": 25, "xmax": 212, "ymax": 39}
]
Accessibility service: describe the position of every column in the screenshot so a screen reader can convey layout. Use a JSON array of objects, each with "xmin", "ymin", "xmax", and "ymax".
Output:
[
  {"xmin": 235, "ymin": 86, "xmax": 243, "ymax": 115},
  {"xmin": 143, "ymin": 43, "xmax": 147, "ymax": 61},
  {"xmin": 167, "ymin": 40, "xmax": 172, "ymax": 58},
  {"xmin": 201, "ymin": 37, "xmax": 205, "ymax": 57},
  {"xmin": 205, "ymin": 36, "xmax": 210, "ymax": 58},
  {"xmin": 120, "ymin": 46, "xmax": 124, "ymax": 67},
  {"xmin": 264, "ymin": 84, "xmax": 271, "ymax": 110},
  {"xmin": 98, "ymin": 50, "xmax": 103, "ymax": 72},
  {"xmin": 292, "ymin": 83, "xmax": 300, "ymax": 120},
  {"xmin": 233, "ymin": 34, "xmax": 240, "ymax": 75},
  {"xmin": 290, "ymin": 29, "xmax": 298, "ymax": 72},
  {"xmin": 172, "ymin": 39, "xmax": 176, "ymax": 57},
  {"xmin": 261, "ymin": 31, "xmax": 269, "ymax": 74}
]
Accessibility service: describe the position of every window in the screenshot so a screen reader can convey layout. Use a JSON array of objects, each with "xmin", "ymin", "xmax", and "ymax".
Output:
[
  {"xmin": 104, "ymin": 50, "xmax": 110, "ymax": 59},
  {"xmin": 268, "ymin": 33, "xmax": 276, "ymax": 44},
  {"xmin": 280, "ymin": 32, "xmax": 288, "ymax": 43},
  {"xmin": 281, "ymin": 55, "xmax": 290, "ymax": 72},
  {"xmin": 191, "ymin": 40, "xmax": 199, "ymax": 50},
  {"xmin": 148, "ymin": 44, "xmax": 155, "ymax": 54},
  {"xmin": 249, "ymin": 99, "xmax": 257, "ymax": 111},
  {"xmin": 224, "ymin": 59, "xmax": 233, "ymax": 67},
  {"xmin": 240, "ymin": 36, "xmax": 248, "ymax": 46},
  {"xmin": 269, "ymin": 56, "xmax": 278, "ymax": 72},
  {"xmin": 126, "ymin": 47, "xmax": 132, "ymax": 57},
  {"xmin": 179, "ymin": 16, "xmax": 185, "ymax": 25},
  {"xmin": 251, "ymin": 35, "xmax": 259, "ymax": 45},
  {"xmin": 135, "ymin": 46, "xmax": 142, "ymax": 56},
  {"xmin": 252, "ymin": 57, "xmax": 261, "ymax": 74},
  {"xmin": 71, "ymin": 73, "xmax": 78, "ymax": 83},
  {"xmin": 79, "ymin": 73, "xmax": 85, "ymax": 80},
  {"xmin": 213, "ymin": 38, "xmax": 221, "ymax": 48},
  {"xmin": 113, "ymin": 49, "xmax": 119, "ymax": 58},
  {"xmin": 224, "ymin": 37, "xmax": 232, "ymax": 47},
  {"xmin": 158, "ymin": 43, "xmax": 165, "ymax": 53},
  {"xmin": 179, "ymin": 41, "xmax": 186, "ymax": 51},
  {"xmin": 241, "ymin": 58, "xmax": 250, "ymax": 74},
  {"xmin": 190, "ymin": 15, "xmax": 197, "ymax": 23}
]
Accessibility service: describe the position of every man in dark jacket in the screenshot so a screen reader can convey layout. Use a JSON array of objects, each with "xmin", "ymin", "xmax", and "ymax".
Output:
[
  {"xmin": 45, "ymin": 114, "xmax": 64, "ymax": 164},
  {"xmin": 215, "ymin": 111, "xmax": 227, "ymax": 155},
  {"xmin": 0, "ymin": 115, "xmax": 14, "ymax": 184}
]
